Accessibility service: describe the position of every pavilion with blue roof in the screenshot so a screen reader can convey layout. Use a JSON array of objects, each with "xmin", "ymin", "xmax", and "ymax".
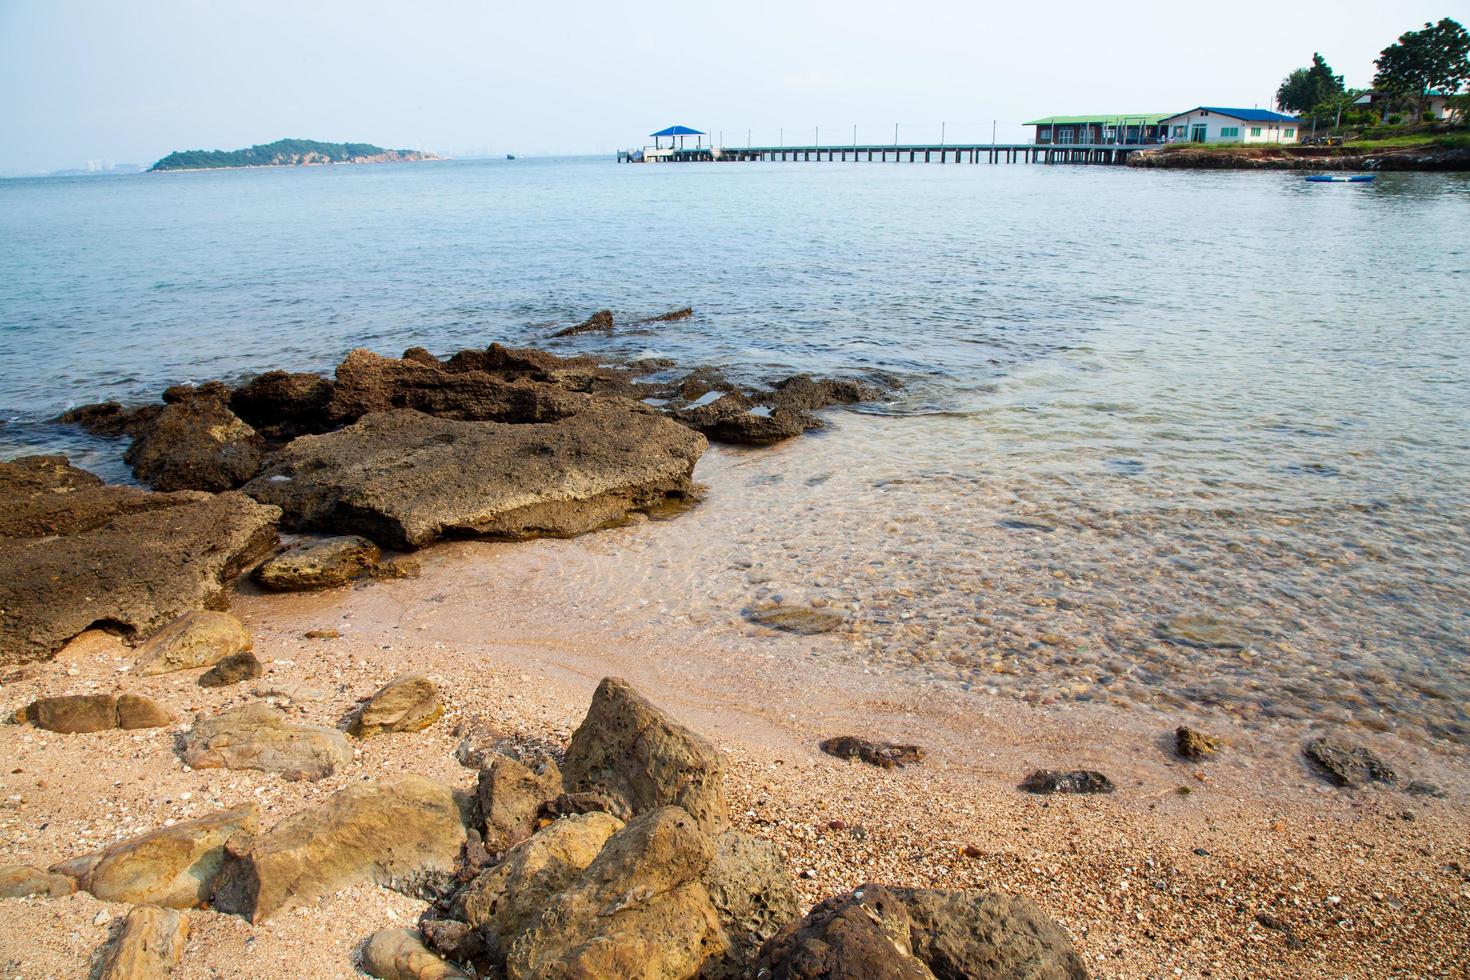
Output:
[{"xmin": 649, "ymin": 125, "xmax": 705, "ymax": 150}]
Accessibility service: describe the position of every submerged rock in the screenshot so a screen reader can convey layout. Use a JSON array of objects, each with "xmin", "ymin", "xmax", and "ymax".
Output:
[
  {"xmin": 210, "ymin": 776, "xmax": 466, "ymax": 922},
  {"xmin": 1156, "ymin": 614, "xmax": 1256, "ymax": 650},
  {"xmin": 362, "ymin": 928, "xmax": 470, "ymax": 980},
  {"xmin": 744, "ymin": 602, "xmax": 845, "ymax": 635},
  {"xmin": 551, "ymin": 309, "xmax": 615, "ymax": 337},
  {"xmin": 350, "ymin": 673, "xmax": 445, "ymax": 738},
  {"xmin": 253, "ymin": 535, "xmax": 381, "ymax": 590},
  {"xmin": 0, "ymin": 456, "xmax": 279, "ymax": 667},
  {"xmin": 96, "ymin": 905, "xmax": 190, "ymax": 980},
  {"xmin": 134, "ymin": 610, "xmax": 252, "ymax": 677},
  {"xmin": 243, "ymin": 405, "xmax": 705, "ymax": 550},
  {"xmin": 819, "ymin": 735, "xmax": 924, "ymax": 769},
  {"xmin": 1303, "ymin": 738, "xmax": 1397, "ymax": 788},
  {"xmin": 1019, "ymin": 770, "xmax": 1115, "ymax": 795},
  {"xmin": 179, "ymin": 703, "xmax": 352, "ymax": 781},
  {"xmin": 13, "ymin": 693, "xmax": 174, "ymax": 733},
  {"xmin": 1175, "ymin": 726, "xmax": 1220, "ymax": 761},
  {"xmin": 124, "ymin": 390, "xmax": 266, "ymax": 492},
  {"xmin": 57, "ymin": 804, "xmax": 260, "ymax": 908},
  {"xmin": 562, "ymin": 676, "xmax": 728, "ymax": 834}
]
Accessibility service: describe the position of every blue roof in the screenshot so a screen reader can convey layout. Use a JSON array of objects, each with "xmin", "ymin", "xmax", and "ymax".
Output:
[
  {"xmin": 1184, "ymin": 107, "xmax": 1299, "ymax": 122},
  {"xmin": 650, "ymin": 125, "xmax": 705, "ymax": 137}
]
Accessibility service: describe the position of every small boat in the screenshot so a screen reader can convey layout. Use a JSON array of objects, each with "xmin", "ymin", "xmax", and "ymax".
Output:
[
  {"xmin": 506, "ymin": 154, "xmax": 516, "ymax": 160},
  {"xmin": 1304, "ymin": 174, "xmax": 1374, "ymax": 183}
]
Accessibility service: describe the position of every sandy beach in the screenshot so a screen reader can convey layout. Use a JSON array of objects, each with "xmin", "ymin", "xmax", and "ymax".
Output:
[{"xmin": 3, "ymin": 436, "xmax": 1467, "ymax": 977}]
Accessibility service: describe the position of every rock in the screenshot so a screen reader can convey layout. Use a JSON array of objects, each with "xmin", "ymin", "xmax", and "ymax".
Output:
[
  {"xmin": 0, "ymin": 457, "xmax": 279, "ymax": 667},
  {"xmin": 198, "ymin": 650, "xmax": 263, "ymax": 687},
  {"xmin": 1175, "ymin": 726, "xmax": 1220, "ymax": 761},
  {"xmin": 179, "ymin": 703, "xmax": 352, "ymax": 781},
  {"xmin": 0, "ymin": 863, "xmax": 76, "ymax": 898},
  {"xmin": 771, "ymin": 375, "xmax": 881, "ymax": 412},
  {"xmin": 551, "ymin": 309, "xmax": 615, "ymax": 337},
  {"xmin": 744, "ymin": 603, "xmax": 845, "ymax": 635},
  {"xmin": 369, "ymin": 556, "xmax": 422, "ymax": 580},
  {"xmin": 350, "ymin": 674, "xmax": 445, "ymax": 738},
  {"xmin": 459, "ymin": 812, "xmax": 625, "ymax": 955},
  {"xmin": 362, "ymin": 928, "xmax": 471, "ymax": 980},
  {"xmin": 97, "ymin": 905, "xmax": 190, "ymax": 980},
  {"xmin": 253, "ymin": 535, "xmax": 381, "ymax": 590},
  {"xmin": 819, "ymin": 736, "xmax": 924, "ymax": 769},
  {"xmin": 563, "ymin": 676, "xmax": 727, "ymax": 834},
  {"xmin": 1019, "ymin": 770, "xmax": 1115, "ymax": 795},
  {"xmin": 57, "ymin": 804, "xmax": 260, "ymax": 907},
  {"xmin": 13, "ymin": 693, "xmax": 174, "ymax": 733},
  {"xmin": 418, "ymin": 919, "xmax": 486, "ymax": 967},
  {"xmin": 505, "ymin": 806, "xmax": 721, "ymax": 980},
  {"xmin": 701, "ymin": 830, "xmax": 801, "ymax": 977},
  {"xmin": 1156, "ymin": 614, "xmax": 1255, "ymax": 650},
  {"xmin": 304, "ymin": 628, "xmax": 341, "ymax": 640},
  {"xmin": 1254, "ymin": 912, "xmax": 1305, "ymax": 950},
  {"xmin": 124, "ymin": 392, "xmax": 265, "ymax": 492},
  {"xmin": 210, "ymin": 775, "xmax": 466, "ymax": 923},
  {"xmin": 56, "ymin": 401, "xmax": 160, "ymax": 439},
  {"xmin": 475, "ymin": 753, "xmax": 564, "ymax": 852},
  {"xmin": 244, "ymin": 405, "xmax": 705, "ymax": 550},
  {"xmin": 135, "ymin": 610, "xmax": 252, "ymax": 676},
  {"xmin": 640, "ymin": 307, "xmax": 693, "ymax": 324},
  {"xmin": 229, "ymin": 371, "xmax": 335, "ymax": 441},
  {"xmin": 541, "ymin": 789, "xmax": 633, "ymax": 822},
  {"xmin": 756, "ymin": 883, "xmax": 1087, "ymax": 980},
  {"xmin": 1303, "ymin": 738, "xmax": 1397, "ymax": 788}
]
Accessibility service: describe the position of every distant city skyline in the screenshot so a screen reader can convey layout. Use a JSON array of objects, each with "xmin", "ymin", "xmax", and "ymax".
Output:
[{"xmin": 0, "ymin": 0, "xmax": 1456, "ymax": 174}]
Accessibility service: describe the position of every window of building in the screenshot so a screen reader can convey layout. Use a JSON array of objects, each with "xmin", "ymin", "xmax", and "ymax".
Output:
[
  {"xmin": 1250, "ymin": 127, "xmax": 1263, "ymax": 137},
  {"xmin": 1284, "ymin": 128, "xmax": 1295, "ymax": 138},
  {"xmin": 1172, "ymin": 125, "xmax": 1186, "ymax": 136},
  {"xmin": 1221, "ymin": 127, "xmax": 1239, "ymax": 138}
]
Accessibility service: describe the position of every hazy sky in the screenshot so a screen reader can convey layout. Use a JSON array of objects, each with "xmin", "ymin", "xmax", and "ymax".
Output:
[{"xmin": 0, "ymin": 0, "xmax": 1456, "ymax": 172}]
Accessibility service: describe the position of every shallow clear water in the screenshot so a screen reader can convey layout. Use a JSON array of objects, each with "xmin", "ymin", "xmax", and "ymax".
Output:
[{"xmin": 2, "ymin": 157, "xmax": 1467, "ymax": 747}]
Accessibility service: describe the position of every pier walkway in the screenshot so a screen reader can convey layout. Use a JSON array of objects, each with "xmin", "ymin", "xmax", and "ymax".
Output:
[{"xmin": 616, "ymin": 143, "xmax": 1153, "ymax": 165}]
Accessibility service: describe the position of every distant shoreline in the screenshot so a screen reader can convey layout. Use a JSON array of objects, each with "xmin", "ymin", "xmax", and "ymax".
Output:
[{"xmin": 149, "ymin": 156, "xmax": 446, "ymax": 174}]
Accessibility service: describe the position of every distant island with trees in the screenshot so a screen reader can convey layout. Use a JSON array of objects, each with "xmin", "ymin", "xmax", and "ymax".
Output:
[{"xmin": 149, "ymin": 138, "xmax": 440, "ymax": 172}]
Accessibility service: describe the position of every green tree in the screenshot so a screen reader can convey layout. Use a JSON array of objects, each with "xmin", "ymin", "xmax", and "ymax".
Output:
[
  {"xmin": 1374, "ymin": 17, "xmax": 1470, "ymax": 116},
  {"xmin": 1276, "ymin": 53, "xmax": 1345, "ymax": 119}
]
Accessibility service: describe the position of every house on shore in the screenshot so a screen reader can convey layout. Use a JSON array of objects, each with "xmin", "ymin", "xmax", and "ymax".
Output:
[
  {"xmin": 1159, "ymin": 107, "xmax": 1299, "ymax": 144},
  {"xmin": 1023, "ymin": 114, "xmax": 1171, "ymax": 145},
  {"xmin": 1353, "ymin": 91, "xmax": 1462, "ymax": 122}
]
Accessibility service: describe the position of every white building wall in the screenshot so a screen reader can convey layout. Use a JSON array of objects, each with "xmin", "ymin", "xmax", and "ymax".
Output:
[{"xmin": 1160, "ymin": 109, "xmax": 1299, "ymax": 144}]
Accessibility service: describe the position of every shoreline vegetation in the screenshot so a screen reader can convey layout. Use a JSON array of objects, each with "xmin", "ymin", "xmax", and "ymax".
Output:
[
  {"xmin": 149, "ymin": 138, "xmax": 440, "ymax": 172},
  {"xmin": 1129, "ymin": 130, "xmax": 1470, "ymax": 170}
]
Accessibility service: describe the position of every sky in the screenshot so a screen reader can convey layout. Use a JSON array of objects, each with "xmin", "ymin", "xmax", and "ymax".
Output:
[{"xmin": 0, "ymin": 0, "xmax": 1459, "ymax": 172}]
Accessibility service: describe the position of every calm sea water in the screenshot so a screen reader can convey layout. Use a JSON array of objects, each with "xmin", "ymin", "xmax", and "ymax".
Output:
[{"xmin": 2, "ymin": 157, "xmax": 1468, "ymax": 748}]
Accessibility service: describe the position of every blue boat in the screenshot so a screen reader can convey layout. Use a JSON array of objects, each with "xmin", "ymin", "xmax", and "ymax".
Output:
[{"xmin": 1305, "ymin": 174, "xmax": 1375, "ymax": 183}]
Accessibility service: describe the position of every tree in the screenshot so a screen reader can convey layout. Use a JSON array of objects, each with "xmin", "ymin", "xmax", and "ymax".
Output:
[
  {"xmin": 1276, "ymin": 53, "xmax": 1345, "ymax": 120},
  {"xmin": 1374, "ymin": 17, "xmax": 1470, "ymax": 117}
]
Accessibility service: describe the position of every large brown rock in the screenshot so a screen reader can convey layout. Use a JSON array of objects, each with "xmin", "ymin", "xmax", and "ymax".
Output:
[
  {"xmin": 475, "ymin": 752, "xmax": 564, "ymax": 852},
  {"xmin": 505, "ymin": 806, "xmax": 722, "ymax": 980},
  {"xmin": 229, "ymin": 370, "xmax": 335, "ymax": 441},
  {"xmin": 756, "ymin": 884, "xmax": 1088, "ymax": 980},
  {"xmin": 253, "ymin": 535, "xmax": 381, "ymax": 591},
  {"xmin": 13, "ymin": 693, "xmax": 174, "ymax": 733},
  {"xmin": 0, "ymin": 457, "xmax": 279, "ymax": 667},
  {"xmin": 562, "ymin": 677, "xmax": 727, "ymax": 834},
  {"xmin": 350, "ymin": 673, "xmax": 444, "ymax": 738},
  {"xmin": 242, "ymin": 405, "xmax": 705, "ymax": 550},
  {"xmin": 362, "ymin": 928, "xmax": 471, "ymax": 980},
  {"xmin": 0, "ymin": 863, "xmax": 76, "ymax": 898},
  {"xmin": 179, "ymin": 703, "xmax": 352, "ymax": 781},
  {"xmin": 702, "ymin": 829, "xmax": 801, "ymax": 977},
  {"xmin": 96, "ymin": 905, "xmax": 190, "ymax": 980},
  {"xmin": 56, "ymin": 804, "xmax": 260, "ymax": 908},
  {"xmin": 135, "ymin": 610, "xmax": 252, "ymax": 676},
  {"xmin": 124, "ymin": 391, "xmax": 265, "ymax": 492},
  {"xmin": 210, "ymin": 775, "xmax": 466, "ymax": 922}
]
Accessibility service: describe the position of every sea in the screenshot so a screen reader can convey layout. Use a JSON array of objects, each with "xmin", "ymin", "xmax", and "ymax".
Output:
[{"xmin": 2, "ymin": 156, "xmax": 1467, "ymax": 751}]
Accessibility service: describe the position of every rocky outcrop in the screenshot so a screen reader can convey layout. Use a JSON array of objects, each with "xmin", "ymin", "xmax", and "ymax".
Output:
[
  {"xmin": 56, "ymin": 804, "xmax": 260, "ymax": 908},
  {"xmin": 0, "ymin": 456, "xmax": 279, "ymax": 667},
  {"xmin": 702, "ymin": 829, "xmax": 800, "ymax": 977},
  {"xmin": 229, "ymin": 371, "xmax": 335, "ymax": 441},
  {"xmin": 198, "ymin": 650, "xmax": 263, "ymax": 687},
  {"xmin": 179, "ymin": 704, "xmax": 352, "ymax": 781},
  {"xmin": 1019, "ymin": 770, "xmax": 1114, "ymax": 795},
  {"xmin": 350, "ymin": 674, "xmax": 444, "ymax": 737},
  {"xmin": 362, "ymin": 928, "xmax": 471, "ymax": 980},
  {"xmin": 253, "ymin": 535, "xmax": 381, "ymax": 590},
  {"xmin": 243, "ymin": 405, "xmax": 705, "ymax": 550},
  {"xmin": 124, "ymin": 387, "xmax": 266, "ymax": 491},
  {"xmin": 210, "ymin": 776, "xmax": 466, "ymax": 922},
  {"xmin": 475, "ymin": 753, "xmax": 565, "ymax": 853},
  {"xmin": 562, "ymin": 677, "xmax": 727, "ymax": 834},
  {"xmin": 96, "ymin": 905, "xmax": 190, "ymax": 980},
  {"xmin": 1128, "ymin": 142, "xmax": 1470, "ymax": 172},
  {"xmin": 56, "ymin": 401, "xmax": 161, "ymax": 439},
  {"xmin": 0, "ymin": 863, "xmax": 76, "ymax": 898},
  {"xmin": 819, "ymin": 736, "xmax": 924, "ymax": 769},
  {"xmin": 551, "ymin": 309, "xmax": 616, "ymax": 338},
  {"xmin": 756, "ymin": 883, "xmax": 1088, "ymax": 980},
  {"xmin": 1303, "ymin": 737, "xmax": 1397, "ymax": 788},
  {"xmin": 13, "ymin": 694, "xmax": 174, "ymax": 733},
  {"xmin": 135, "ymin": 611, "xmax": 252, "ymax": 677}
]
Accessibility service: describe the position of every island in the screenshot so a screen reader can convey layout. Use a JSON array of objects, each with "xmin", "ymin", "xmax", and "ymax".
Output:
[{"xmin": 149, "ymin": 138, "xmax": 440, "ymax": 172}]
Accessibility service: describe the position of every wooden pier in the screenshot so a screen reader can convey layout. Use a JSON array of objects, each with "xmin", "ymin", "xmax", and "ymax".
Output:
[{"xmin": 617, "ymin": 143, "xmax": 1152, "ymax": 165}]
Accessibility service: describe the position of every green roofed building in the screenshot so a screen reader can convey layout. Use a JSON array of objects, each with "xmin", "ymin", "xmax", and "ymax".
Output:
[{"xmin": 1023, "ymin": 114, "xmax": 1172, "ymax": 146}]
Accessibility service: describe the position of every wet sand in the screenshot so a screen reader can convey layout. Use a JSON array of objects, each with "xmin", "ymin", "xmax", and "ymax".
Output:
[{"xmin": 2, "ymin": 495, "xmax": 1468, "ymax": 978}]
